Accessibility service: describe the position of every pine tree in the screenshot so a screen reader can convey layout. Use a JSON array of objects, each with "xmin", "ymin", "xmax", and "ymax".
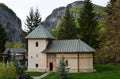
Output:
[
  {"xmin": 24, "ymin": 8, "xmax": 41, "ymax": 51},
  {"xmin": 6, "ymin": 50, "xmax": 11, "ymax": 63},
  {"xmin": 77, "ymin": 0, "xmax": 99, "ymax": 48},
  {"xmin": 98, "ymin": 0, "xmax": 120, "ymax": 63},
  {"xmin": 0, "ymin": 24, "xmax": 7, "ymax": 54},
  {"xmin": 25, "ymin": 8, "xmax": 42, "ymax": 32},
  {"xmin": 11, "ymin": 53, "xmax": 23, "ymax": 76},
  {"xmin": 57, "ymin": 9, "xmax": 77, "ymax": 39},
  {"xmin": 57, "ymin": 56, "xmax": 70, "ymax": 79}
]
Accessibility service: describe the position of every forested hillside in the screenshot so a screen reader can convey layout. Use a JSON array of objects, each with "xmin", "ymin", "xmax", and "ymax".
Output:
[{"xmin": 43, "ymin": 1, "xmax": 105, "ymax": 30}]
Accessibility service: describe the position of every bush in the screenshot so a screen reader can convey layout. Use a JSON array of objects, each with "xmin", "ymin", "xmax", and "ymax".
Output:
[{"xmin": 0, "ymin": 62, "xmax": 16, "ymax": 79}]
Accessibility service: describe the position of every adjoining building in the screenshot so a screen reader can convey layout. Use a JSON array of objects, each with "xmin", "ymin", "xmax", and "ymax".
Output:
[
  {"xmin": 2, "ymin": 48, "xmax": 27, "ymax": 65},
  {"xmin": 25, "ymin": 25, "xmax": 95, "ymax": 72}
]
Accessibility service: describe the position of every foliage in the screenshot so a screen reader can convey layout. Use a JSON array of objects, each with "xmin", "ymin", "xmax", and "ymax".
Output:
[
  {"xmin": 24, "ymin": 8, "xmax": 42, "ymax": 52},
  {"xmin": 57, "ymin": 56, "xmax": 70, "ymax": 79},
  {"xmin": 0, "ymin": 24, "xmax": 8, "ymax": 54},
  {"xmin": 97, "ymin": 0, "xmax": 120, "ymax": 64},
  {"xmin": 77, "ymin": 0, "xmax": 99, "ymax": 48},
  {"xmin": 11, "ymin": 54, "xmax": 24, "ymax": 75},
  {"xmin": 25, "ymin": 8, "xmax": 42, "ymax": 32},
  {"xmin": 50, "ymin": 0, "xmax": 105, "ymax": 48},
  {"xmin": 42, "ymin": 64, "xmax": 120, "ymax": 79},
  {"xmin": 6, "ymin": 50, "xmax": 11, "ymax": 63},
  {"xmin": 5, "ymin": 42, "xmax": 23, "ymax": 48},
  {"xmin": 5, "ymin": 42, "xmax": 14, "ymax": 48},
  {"xmin": 50, "ymin": 26, "xmax": 60, "ymax": 39},
  {"xmin": 69, "ymin": 2, "xmax": 105, "ymax": 15},
  {"xmin": 0, "ymin": 62, "xmax": 16, "ymax": 79},
  {"xmin": 21, "ymin": 30, "xmax": 28, "ymax": 52},
  {"xmin": 70, "ymin": 4, "xmax": 84, "ymax": 13},
  {"xmin": 13, "ymin": 42, "xmax": 23, "ymax": 48},
  {"xmin": 5, "ymin": 52, "xmax": 28, "ymax": 78},
  {"xmin": 57, "ymin": 9, "xmax": 77, "ymax": 39}
]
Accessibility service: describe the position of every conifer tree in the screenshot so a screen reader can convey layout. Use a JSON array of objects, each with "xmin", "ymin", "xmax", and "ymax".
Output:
[
  {"xmin": 6, "ymin": 50, "xmax": 11, "ymax": 63},
  {"xmin": 25, "ymin": 8, "xmax": 42, "ymax": 32},
  {"xmin": 11, "ymin": 53, "xmax": 23, "ymax": 76},
  {"xmin": 57, "ymin": 56, "xmax": 70, "ymax": 79},
  {"xmin": 57, "ymin": 9, "xmax": 77, "ymax": 39},
  {"xmin": 77, "ymin": 0, "xmax": 99, "ymax": 48},
  {"xmin": 24, "ymin": 8, "xmax": 41, "ymax": 51},
  {"xmin": 0, "ymin": 24, "xmax": 7, "ymax": 54}
]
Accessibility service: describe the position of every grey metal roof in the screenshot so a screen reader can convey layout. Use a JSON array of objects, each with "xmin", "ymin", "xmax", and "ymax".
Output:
[
  {"xmin": 25, "ymin": 25, "xmax": 55, "ymax": 39},
  {"xmin": 3, "ymin": 48, "xmax": 26, "ymax": 55},
  {"xmin": 43, "ymin": 39, "xmax": 95, "ymax": 53}
]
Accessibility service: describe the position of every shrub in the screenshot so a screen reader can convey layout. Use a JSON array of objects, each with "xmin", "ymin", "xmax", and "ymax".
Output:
[{"xmin": 0, "ymin": 62, "xmax": 16, "ymax": 79}]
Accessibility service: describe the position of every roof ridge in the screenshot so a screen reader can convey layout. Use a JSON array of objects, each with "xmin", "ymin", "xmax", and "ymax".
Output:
[{"xmin": 25, "ymin": 25, "xmax": 54, "ymax": 39}]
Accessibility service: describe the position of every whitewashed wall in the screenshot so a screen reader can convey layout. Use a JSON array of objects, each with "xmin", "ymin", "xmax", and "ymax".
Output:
[{"xmin": 28, "ymin": 39, "xmax": 48, "ymax": 71}]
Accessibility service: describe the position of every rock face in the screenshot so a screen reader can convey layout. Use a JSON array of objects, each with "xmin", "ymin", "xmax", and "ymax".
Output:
[
  {"xmin": 44, "ymin": 7, "xmax": 66, "ymax": 30},
  {"xmin": 0, "ymin": 3, "xmax": 22, "ymax": 42},
  {"xmin": 43, "ymin": 1, "xmax": 84, "ymax": 30}
]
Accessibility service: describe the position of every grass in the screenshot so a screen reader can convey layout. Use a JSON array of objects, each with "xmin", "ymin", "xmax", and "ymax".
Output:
[
  {"xmin": 25, "ymin": 71, "xmax": 44, "ymax": 76},
  {"xmin": 24, "ymin": 71, "xmax": 45, "ymax": 79},
  {"xmin": 42, "ymin": 64, "xmax": 120, "ymax": 79}
]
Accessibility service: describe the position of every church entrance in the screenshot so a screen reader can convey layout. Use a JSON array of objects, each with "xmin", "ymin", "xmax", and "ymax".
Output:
[
  {"xmin": 47, "ymin": 54, "xmax": 56, "ymax": 71},
  {"xmin": 49, "ymin": 62, "xmax": 53, "ymax": 71}
]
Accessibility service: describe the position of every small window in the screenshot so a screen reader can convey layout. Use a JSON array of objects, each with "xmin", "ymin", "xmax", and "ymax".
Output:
[
  {"xmin": 36, "ymin": 64, "xmax": 38, "ymax": 68},
  {"xmin": 36, "ymin": 54, "xmax": 38, "ymax": 57},
  {"xmin": 65, "ymin": 60, "xmax": 68, "ymax": 66},
  {"xmin": 36, "ymin": 42, "xmax": 38, "ymax": 47}
]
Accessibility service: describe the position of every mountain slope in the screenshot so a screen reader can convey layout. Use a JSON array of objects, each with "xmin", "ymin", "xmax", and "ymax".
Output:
[
  {"xmin": 0, "ymin": 3, "xmax": 22, "ymax": 42},
  {"xmin": 43, "ymin": 1, "xmax": 105, "ymax": 30}
]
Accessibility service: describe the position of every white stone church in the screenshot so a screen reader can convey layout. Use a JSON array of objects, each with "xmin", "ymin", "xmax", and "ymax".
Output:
[{"xmin": 25, "ymin": 25, "xmax": 95, "ymax": 72}]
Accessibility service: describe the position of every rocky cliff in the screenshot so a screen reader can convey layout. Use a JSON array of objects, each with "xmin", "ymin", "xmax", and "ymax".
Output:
[
  {"xmin": 0, "ymin": 3, "xmax": 22, "ymax": 42},
  {"xmin": 43, "ymin": 7, "xmax": 66, "ymax": 30}
]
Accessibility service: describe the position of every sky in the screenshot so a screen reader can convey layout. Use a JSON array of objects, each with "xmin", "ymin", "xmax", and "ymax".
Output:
[{"xmin": 0, "ymin": 0, "xmax": 110, "ymax": 26}]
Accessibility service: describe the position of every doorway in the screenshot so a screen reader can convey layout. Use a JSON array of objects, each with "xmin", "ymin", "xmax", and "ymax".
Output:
[{"xmin": 49, "ymin": 63, "xmax": 53, "ymax": 71}]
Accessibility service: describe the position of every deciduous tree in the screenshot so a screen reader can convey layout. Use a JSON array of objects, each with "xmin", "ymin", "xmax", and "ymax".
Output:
[
  {"xmin": 0, "ymin": 62, "xmax": 16, "ymax": 79},
  {"xmin": 97, "ymin": 0, "xmax": 120, "ymax": 63}
]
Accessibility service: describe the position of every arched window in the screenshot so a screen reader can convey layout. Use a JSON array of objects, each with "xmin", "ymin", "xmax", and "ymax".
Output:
[{"xmin": 36, "ymin": 42, "xmax": 38, "ymax": 47}]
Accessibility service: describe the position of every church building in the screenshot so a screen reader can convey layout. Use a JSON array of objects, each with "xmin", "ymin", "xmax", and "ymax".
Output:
[{"xmin": 25, "ymin": 25, "xmax": 95, "ymax": 72}]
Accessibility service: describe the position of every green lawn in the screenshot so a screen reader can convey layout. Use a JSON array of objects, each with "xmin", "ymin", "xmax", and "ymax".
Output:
[
  {"xmin": 25, "ymin": 71, "xmax": 44, "ymax": 76},
  {"xmin": 24, "ymin": 71, "xmax": 45, "ymax": 79},
  {"xmin": 42, "ymin": 64, "xmax": 120, "ymax": 79}
]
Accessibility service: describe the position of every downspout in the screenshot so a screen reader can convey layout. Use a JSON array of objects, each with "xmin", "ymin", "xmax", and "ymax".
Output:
[{"xmin": 77, "ymin": 53, "xmax": 79, "ymax": 72}]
